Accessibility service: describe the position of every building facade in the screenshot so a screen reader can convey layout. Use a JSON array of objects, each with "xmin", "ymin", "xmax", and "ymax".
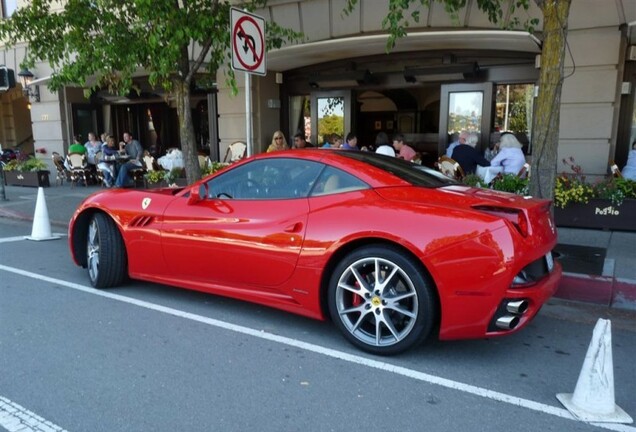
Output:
[{"xmin": 1, "ymin": 0, "xmax": 635, "ymax": 179}]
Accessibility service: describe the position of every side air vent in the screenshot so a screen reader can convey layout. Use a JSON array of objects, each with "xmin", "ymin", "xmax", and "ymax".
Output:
[{"xmin": 129, "ymin": 215, "xmax": 155, "ymax": 228}]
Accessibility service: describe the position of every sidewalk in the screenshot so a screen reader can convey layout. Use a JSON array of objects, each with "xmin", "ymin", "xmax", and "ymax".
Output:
[{"xmin": 1, "ymin": 182, "xmax": 635, "ymax": 310}]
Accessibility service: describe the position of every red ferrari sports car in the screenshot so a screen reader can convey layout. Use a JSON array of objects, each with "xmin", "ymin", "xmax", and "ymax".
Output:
[{"xmin": 69, "ymin": 150, "xmax": 561, "ymax": 355}]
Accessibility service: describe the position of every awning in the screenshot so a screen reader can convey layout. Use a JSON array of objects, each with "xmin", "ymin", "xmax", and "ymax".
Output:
[{"xmin": 268, "ymin": 30, "xmax": 541, "ymax": 72}]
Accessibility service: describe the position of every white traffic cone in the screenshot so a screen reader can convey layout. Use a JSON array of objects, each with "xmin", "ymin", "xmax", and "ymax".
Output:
[
  {"xmin": 25, "ymin": 187, "xmax": 61, "ymax": 241},
  {"xmin": 557, "ymin": 318, "xmax": 633, "ymax": 423}
]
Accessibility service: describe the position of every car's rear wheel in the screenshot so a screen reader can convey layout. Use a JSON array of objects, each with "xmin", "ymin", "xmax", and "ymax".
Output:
[
  {"xmin": 87, "ymin": 213, "xmax": 127, "ymax": 288},
  {"xmin": 328, "ymin": 245, "xmax": 436, "ymax": 355}
]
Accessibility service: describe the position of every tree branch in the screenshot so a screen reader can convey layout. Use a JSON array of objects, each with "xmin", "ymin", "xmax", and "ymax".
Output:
[
  {"xmin": 186, "ymin": 36, "xmax": 213, "ymax": 83},
  {"xmin": 184, "ymin": 0, "xmax": 218, "ymax": 83}
]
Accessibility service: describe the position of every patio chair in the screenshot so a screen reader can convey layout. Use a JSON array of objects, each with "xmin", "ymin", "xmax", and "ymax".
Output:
[
  {"xmin": 142, "ymin": 152, "xmax": 160, "ymax": 188},
  {"xmin": 517, "ymin": 163, "xmax": 531, "ymax": 179},
  {"xmin": 198, "ymin": 154, "xmax": 211, "ymax": 170},
  {"xmin": 436, "ymin": 156, "xmax": 464, "ymax": 180},
  {"xmin": 223, "ymin": 141, "xmax": 247, "ymax": 163},
  {"xmin": 610, "ymin": 162, "xmax": 623, "ymax": 178},
  {"xmin": 143, "ymin": 152, "xmax": 157, "ymax": 171},
  {"xmin": 52, "ymin": 152, "xmax": 68, "ymax": 186},
  {"xmin": 66, "ymin": 152, "xmax": 91, "ymax": 187}
]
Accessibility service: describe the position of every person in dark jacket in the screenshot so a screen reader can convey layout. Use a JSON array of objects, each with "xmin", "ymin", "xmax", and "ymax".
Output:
[{"xmin": 451, "ymin": 132, "xmax": 490, "ymax": 174}]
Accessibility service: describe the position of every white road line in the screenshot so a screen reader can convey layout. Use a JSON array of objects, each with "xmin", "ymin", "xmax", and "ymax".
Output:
[
  {"xmin": 1, "ymin": 263, "xmax": 634, "ymax": 432},
  {"xmin": 0, "ymin": 396, "xmax": 68, "ymax": 432},
  {"xmin": 0, "ymin": 234, "xmax": 66, "ymax": 244},
  {"xmin": 0, "ymin": 237, "xmax": 28, "ymax": 244}
]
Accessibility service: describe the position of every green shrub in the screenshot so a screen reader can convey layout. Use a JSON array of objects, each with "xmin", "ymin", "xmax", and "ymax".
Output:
[
  {"xmin": 462, "ymin": 174, "xmax": 486, "ymax": 188},
  {"xmin": 490, "ymin": 174, "xmax": 529, "ymax": 195}
]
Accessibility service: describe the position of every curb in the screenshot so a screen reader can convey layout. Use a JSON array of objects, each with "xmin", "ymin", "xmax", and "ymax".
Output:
[
  {"xmin": 555, "ymin": 272, "xmax": 636, "ymax": 311},
  {"xmin": 0, "ymin": 207, "xmax": 68, "ymax": 228}
]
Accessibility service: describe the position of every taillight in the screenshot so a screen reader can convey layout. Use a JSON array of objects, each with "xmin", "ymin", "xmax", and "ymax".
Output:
[{"xmin": 474, "ymin": 206, "xmax": 529, "ymax": 237}]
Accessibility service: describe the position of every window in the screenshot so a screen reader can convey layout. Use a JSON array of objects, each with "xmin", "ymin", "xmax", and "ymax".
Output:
[
  {"xmin": 310, "ymin": 166, "xmax": 369, "ymax": 196},
  {"xmin": 447, "ymin": 91, "xmax": 483, "ymax": 136},
  {"xmin": 206, "ymin": 158, "xmax": 323, "ymax": 200},
  {"xmin": 494, "ymin": 83, "xmax": 535, "ymax": 151},
  {"xmin": 316, "ymin": 97, "xmax": 344, "ymax": 146}
]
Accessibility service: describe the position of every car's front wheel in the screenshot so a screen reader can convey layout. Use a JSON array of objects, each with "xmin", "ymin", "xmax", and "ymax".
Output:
[
  {"xmin": 328, "ymin": 245, "xmax": 436, "ymax": 355},
  {"xmin": 86, "ymin": 213, "xmax": 127, "ymax": 288}
]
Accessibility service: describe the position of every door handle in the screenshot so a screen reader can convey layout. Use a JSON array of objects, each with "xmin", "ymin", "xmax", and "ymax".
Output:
[{"xmin": 284, "ymin": 222, "xmax": 303, "ymax": 233}]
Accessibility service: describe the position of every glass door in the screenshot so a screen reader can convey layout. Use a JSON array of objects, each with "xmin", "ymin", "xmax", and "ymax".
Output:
[
  {"xmin": 438, "ymin": 83, "xmax": 493, "ymax": 156},
  {"xmin": 310, "ymin": 90, "xmax": 351, "ymax": 146}
]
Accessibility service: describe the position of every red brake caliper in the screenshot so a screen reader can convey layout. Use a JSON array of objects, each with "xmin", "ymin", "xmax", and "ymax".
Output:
[{"xmin": 352, "ymin": 281, "xmax": 362, "ymax": 307}]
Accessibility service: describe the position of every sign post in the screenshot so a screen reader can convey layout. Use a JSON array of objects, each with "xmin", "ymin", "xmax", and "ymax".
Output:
[{"xmin": 231, "ymin": 8, "xmax": 266, "ymax": 158}]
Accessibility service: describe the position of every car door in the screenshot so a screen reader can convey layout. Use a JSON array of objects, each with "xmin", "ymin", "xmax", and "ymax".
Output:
[{"xmin": 161, "ymin": 158, "xmax": 324, "ymax": 287}]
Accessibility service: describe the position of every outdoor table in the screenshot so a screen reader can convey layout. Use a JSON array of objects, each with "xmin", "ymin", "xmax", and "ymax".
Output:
[
  {"xmin": 476, "ymin": 165, "xmax": 504, "ymax": 183},
  {"xmin": 158, "ymin": 155, "xmax": 184, "ymax": 171}
]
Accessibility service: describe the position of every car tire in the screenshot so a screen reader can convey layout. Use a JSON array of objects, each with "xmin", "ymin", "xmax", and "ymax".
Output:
[
  {"xmin": 328, "ymin": 245, "xmax": 436, "ymax": 355},
  {"xmin": 86, "ymin": 213, "xmax": 127, "ymax": 288}
]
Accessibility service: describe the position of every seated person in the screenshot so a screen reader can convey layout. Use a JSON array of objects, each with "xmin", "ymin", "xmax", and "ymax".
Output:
[
  {"xmin": 484, "ymin": 132, "xmax": 500, "ymax": 162},
  {"xmin": 392, "ymin": 133, "xmax": 416, "ymax": 161},
  {"xmin": 489, "ymin": 132, "xmax": 526, "ymax": 174},
  {"xmin": 375, "ymin": 142, "xmax": 396, "ymax": 157},
  {"xmin": 373, "ymin": 132, "xmax": 390, "ymax": 153},
  {"xmin": 84, "ymin": 132, "xmax": 102, "ymax": 165},
  {"xmin": 64, "ymin": 134, "xmax": 87, "ymax": 170},
  {"xmin": 97, "ymin": 136, "xmax": 118, "ymax": 187},
  {"xmin": 320, "ymin": 133, "xmax": 333, "ymax": 148},
  {"xmin": 446, "ymin": 131, "xmax": 467, "ymax": 158},
  {"xmin": 451, "ymin": 132, "xmax": 490, "ymax": 174},
  {"xmin": 622, "ymin": 141, "xmax": 636, "ymax": 181},
  {"xmin": 341, "ymin": 132, "xmax": 359, "ymax": 151},
  {"xmin": 114, "ymin": 132, "xmax": 143, "ymax": 187},
  {"xmin": 267, "ymin": 131, "xmax": 289, "ymax": 152},
  {"xmin": 293, "ymin": 133, "xmax": 313, "ymax": 149}
]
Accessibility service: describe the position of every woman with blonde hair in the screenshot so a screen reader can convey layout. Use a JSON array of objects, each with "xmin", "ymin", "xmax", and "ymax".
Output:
[
  {"xmin": 266, "ymin": 131, "xmax": 289, "ymax": 152},
  {"xmin": 489, "ymin": 132, "xmax": 526, "ymax": 174}
]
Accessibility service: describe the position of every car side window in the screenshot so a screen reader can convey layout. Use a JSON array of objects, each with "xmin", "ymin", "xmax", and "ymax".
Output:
[
  {"xmin": 206, "ymin": 158, "xmax": 324, "ymax": 200},
  {"xmin": 310, "ymin": 166, "xmax": 369, "ymax": 197}
]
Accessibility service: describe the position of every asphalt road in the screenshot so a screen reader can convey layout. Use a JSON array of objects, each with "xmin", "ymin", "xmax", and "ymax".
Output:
[{"xmin": 0, "ymin": 218, "xmax": 635, "ymax": 432}]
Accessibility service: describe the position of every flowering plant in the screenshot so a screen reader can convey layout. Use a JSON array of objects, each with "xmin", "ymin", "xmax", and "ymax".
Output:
[
  {"xmin": 462, "ymin": 156, "xmax": 636, "ymax": 208},
  {"xmin": 144, "ymin": 169, "xmax": 165, "ymax": 185},
  {"xmin": 554, "ymin": 157, "xmax": 636, "ymax": 208}
]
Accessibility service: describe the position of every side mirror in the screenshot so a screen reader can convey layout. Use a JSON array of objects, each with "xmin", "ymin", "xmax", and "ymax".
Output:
[{"xmin": 187, "ymin": 183, "xmax": 207, "ymax": 205}]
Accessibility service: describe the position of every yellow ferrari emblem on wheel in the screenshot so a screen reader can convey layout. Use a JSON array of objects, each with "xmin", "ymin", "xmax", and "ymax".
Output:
[{"xmin": 371, "ymin": 296, "xmax": 381, "ymax": 307}]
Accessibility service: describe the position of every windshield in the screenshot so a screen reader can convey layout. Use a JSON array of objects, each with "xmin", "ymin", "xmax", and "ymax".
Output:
[{"xmin": 336, "ymin": 151, "xmax": 458, "ymax": 188}]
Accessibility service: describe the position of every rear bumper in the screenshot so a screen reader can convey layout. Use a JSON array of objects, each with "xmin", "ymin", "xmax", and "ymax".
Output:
[
  {"xmin": 484, "ymin": 261, "xmax": 562, "ymax": 337},
  {"xmin": 439, "ymin": 261, "xmax": 562, "ymax": 340}
]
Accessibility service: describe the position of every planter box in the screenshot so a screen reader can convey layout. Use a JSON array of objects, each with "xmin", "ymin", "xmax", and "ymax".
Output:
[
  {"xmin": 555, "ymin": 198, "xmax": 636, "ymax": 232},
  {"xmin": 4, "ymin": 170, "xmax": 50, "ymax": 187}
]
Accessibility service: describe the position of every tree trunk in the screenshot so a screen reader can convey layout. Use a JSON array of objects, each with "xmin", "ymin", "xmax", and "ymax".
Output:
[
  {"xmin": 530, "ymin": 0, "xmax": 571, "ymax": 200},
  {"xmin": 173, "ymin": 79, "xmax": 200, "ymax": 184}
]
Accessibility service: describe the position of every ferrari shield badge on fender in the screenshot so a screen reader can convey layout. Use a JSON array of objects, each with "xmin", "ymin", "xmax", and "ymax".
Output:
[{"xmin": 142, "ymin": 198, "xmax": 152, "ymax": 210}]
